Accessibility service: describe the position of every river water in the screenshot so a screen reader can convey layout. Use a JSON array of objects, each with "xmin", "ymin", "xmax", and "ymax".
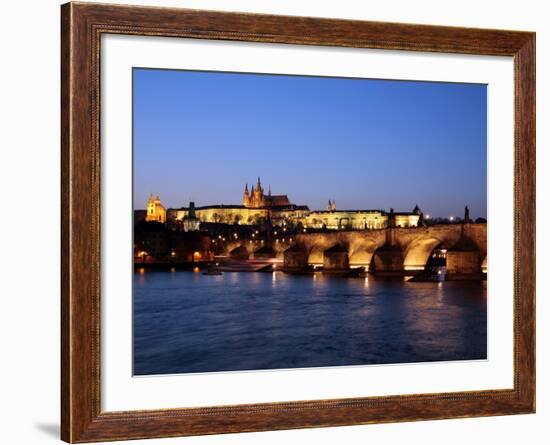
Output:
[{"xmin": 133, "ymin": 271, "xmax": 486, "ymax": 375}]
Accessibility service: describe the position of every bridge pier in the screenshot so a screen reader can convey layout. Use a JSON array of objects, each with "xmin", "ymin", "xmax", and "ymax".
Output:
[
  {"xmin": 372, "ymin": 245, "xmax": 404, "ymax": 274},
  {"xmin": 372, "ymin": 228, "xmax": 405, "ymax": 274},
  {"xmin": 323, "ymin": 244, "xmax": 349, "ymax": 272},
  {"xmin": 283, "ymin": 244, "xmax": 309, "ymax": 270},
  {"xmin": 446, "ymin": 251, "xmax": 480, "ymax": 276},
  {"xmin": 228, "ymin": 245, "xmax": 249, "ymax": 260}
]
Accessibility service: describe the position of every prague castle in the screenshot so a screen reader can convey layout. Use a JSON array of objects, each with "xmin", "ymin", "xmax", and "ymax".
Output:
[{"xmin": 138, "ymin": 178, "xmax": 421, "ymax": 230}]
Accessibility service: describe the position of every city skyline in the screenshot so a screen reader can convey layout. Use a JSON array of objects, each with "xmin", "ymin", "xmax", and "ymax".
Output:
[{"xmin": 133, "ymin": 68, "xmax": 487, "ymax": 218}]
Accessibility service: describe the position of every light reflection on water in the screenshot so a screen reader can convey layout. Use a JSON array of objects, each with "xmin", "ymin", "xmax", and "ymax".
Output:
[{"xmin": 133, "ymin": 271, "xmax": 487, "ymax": 376}]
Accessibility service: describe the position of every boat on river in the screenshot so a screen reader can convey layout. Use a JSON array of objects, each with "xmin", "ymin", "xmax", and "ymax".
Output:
[{"xmin": 202, "ymin": 264, "xmax": 223, "ymax": 275}]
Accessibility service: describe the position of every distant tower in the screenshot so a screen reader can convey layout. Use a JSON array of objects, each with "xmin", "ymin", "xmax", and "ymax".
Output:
[
  {"xmin": 182, "ymin": 201, "xmax": 200, "ymax": 232},
  {"xmin": 331, "ymin": 200, "xmax": 336, "ymax": 211},
  {"xmin": 188, "ymin": 201, "xmax": 197, "ymax": 219},
  {"xmin": 243, "ymin": 183, "xmax": 250, "ymax": 207},
  {"xmin": 145, "ymin": 193, "xmax": 166, "ymax": 223},
  {"xmin": 146, "ymin": 193, "xmax": 155, "ymax": 217},
  {"xmin": 327, "ymin": 200, "xmax": 332, "ymax": 211},
  {"xmin": 413, "ymin": 204, "xmax": 424, "ymax": 226},
  {"xmin": 464, "ymin": 205, "xmax": 471, "ymax": 223},
  {"xmin": 268, "ymin": 184, "xmax": 272, "ymax": 196},
  {"xmin": 252, "ymin": 177, "xmax": 264, "ymax": 207},
  {"xmin": 388, "ymin": 208, "xmax": 396, "ymax": 228}
]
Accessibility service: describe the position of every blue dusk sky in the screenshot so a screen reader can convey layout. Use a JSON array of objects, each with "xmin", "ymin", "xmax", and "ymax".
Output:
[{"xmin": 133, "ymin": 68, "xmax": 487, "ymax": 219}]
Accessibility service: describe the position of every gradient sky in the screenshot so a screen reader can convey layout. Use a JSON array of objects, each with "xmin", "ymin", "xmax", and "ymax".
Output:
[{"xmin": 133, "ymin": 68, "xmax": 487, "ymax": 218}]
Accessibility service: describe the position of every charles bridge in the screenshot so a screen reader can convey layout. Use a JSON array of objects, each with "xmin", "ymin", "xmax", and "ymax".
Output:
[{"xmin": 224, "ymin": 223, "xmax": 487, "ymax": 276}]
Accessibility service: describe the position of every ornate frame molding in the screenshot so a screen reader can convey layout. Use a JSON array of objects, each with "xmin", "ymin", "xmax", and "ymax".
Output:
[{"xmin": 61, "ymin": 2, "xmax": 535, "ymax": 442}]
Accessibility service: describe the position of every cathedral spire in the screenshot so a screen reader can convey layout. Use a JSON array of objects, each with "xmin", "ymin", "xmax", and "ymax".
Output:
[
  {"xmin": 268, "ymin": 184, "xmax": 271, "ymax": 196},
  {"xmin": 257, "ymin": 176, "xmax": 262, "ymax": 192},
  {"xmin": 243, "ymin": 183, "xmax": 250, "ymax": 207}
]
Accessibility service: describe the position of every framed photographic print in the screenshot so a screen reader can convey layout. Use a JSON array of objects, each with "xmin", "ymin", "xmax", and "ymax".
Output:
[{"xmin": 61, "ymin": 2, "xmax": 535, "ymax": 442}]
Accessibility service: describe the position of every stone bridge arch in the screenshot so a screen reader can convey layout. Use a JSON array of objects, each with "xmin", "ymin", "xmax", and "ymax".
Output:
[
  {"xmin": 395, "ymin": 224, "xmax": 487, "ymax": 273},
  {"xmin": 347, "ymin": 238, "xmax": 381, "ymax": 269},
  {"xmin": 402, "ymin": 236, "xmax": 444, "ymax": 271},
  {"xmin": 283, "ymin": 224, "xmax": 487, "ymax": 275},
  {"xmin": 295, "ymin": 231, "xmax": 384, "ymax": 268}
]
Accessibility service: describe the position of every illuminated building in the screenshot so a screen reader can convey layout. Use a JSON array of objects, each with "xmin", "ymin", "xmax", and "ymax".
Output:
[
  {"xmin": 168, "ymin": 177, "xmax": 310, "ymax": 226},
  {"xmin": 304, "ymin": 203, "xmax": 421, "ymax": 230},
  {"xmin": 304, "ymin": 209, "xmax": 387, "ymax": 230},
  {"xmin": 243, "ymin": 177, "xmax": 292, "ymax": 209},
  {"xmin": 145, "ymin": 193, "xmax": 166, "ymax": 223},
  {"xmin": 182, "ymin": 201, "xmax": 201, "ymax": 232},
  {"xmin": 144, "ymin": 179, "xmax": 422, "ymax": 229}
]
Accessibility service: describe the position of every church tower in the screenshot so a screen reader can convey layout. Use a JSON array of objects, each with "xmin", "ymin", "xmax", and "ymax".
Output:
[
  {"xmin": 145, "ymin": 193, "xmax": 166, "ymax": 223},
  {"xmin": 252, "ymin": 177, "xmax": 265, "ymax": 208},
  {"xmin": 243, "ymin": 183, "xmax": 250, "ymax": 207}
]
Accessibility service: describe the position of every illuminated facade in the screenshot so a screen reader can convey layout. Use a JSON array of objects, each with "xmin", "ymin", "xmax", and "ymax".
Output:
[
  {"xmin": 182, "ymin": 201, "xmax": 201, "ymax": 232},
  {"xmin": 170, "ymin": 205, "xmax": 268, "ymax": 226},
  {"xmin": 145, "ymin": 193, "xmax": 166, "ymax": 223},
  {"xmin": 304, "ymin": 209, "xmax": 387, "ymax": 230},
  {"xmin": 148, "ymin": 180, "xmax": 422, "ymax": 229},
  {"xmin": 303, "ymin": 204, "xmax": 421, "ymax": 230},
  {"xmin": 168, "ymin": 178, "xmax": 309, "ymax": 226}
]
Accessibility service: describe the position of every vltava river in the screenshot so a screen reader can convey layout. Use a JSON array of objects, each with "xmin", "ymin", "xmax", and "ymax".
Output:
[{"xmin": 133, "ymin": 271, "xmax": 486, "ymax": 375}]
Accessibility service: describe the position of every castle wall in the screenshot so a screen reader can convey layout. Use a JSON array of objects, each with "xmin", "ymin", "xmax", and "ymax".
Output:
[
  {"xmin": 196, "ymin": 208, "xmax": 268, "ymax": 224},
  {"xmin": 304, "ymin": 211, "xmax": 388, "ymax": 230}
]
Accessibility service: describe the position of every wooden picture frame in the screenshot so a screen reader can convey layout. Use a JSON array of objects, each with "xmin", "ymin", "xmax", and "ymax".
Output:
[{"xmin": 61, "ymin": 2, "xmax": 535, "ymax": 442}]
